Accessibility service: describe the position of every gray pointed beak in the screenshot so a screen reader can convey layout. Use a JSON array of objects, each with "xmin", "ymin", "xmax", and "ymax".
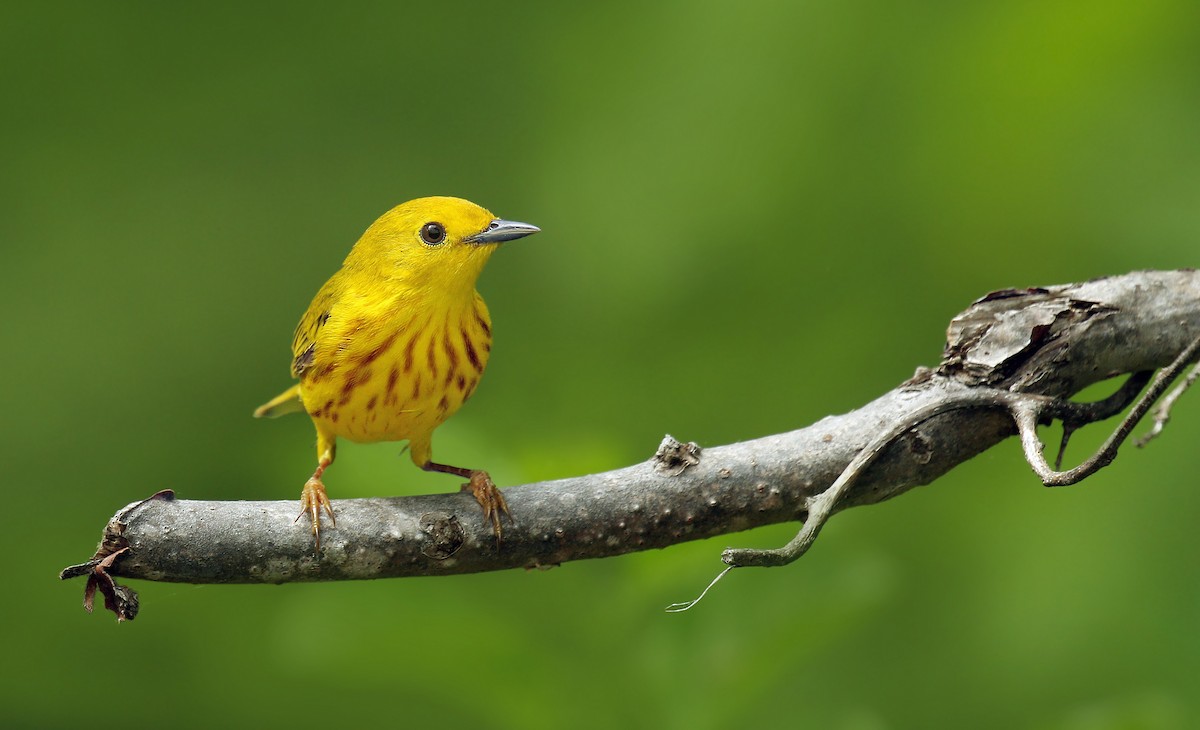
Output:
[{"xmin": 465, "ymin": 219, "xmax": 540, "ymax": 244}]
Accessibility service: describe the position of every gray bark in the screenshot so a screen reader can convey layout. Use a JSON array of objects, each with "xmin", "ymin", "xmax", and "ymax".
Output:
[{"xmin": 62, "ymin": 270, "xmax": 1200, "ymax": 612}]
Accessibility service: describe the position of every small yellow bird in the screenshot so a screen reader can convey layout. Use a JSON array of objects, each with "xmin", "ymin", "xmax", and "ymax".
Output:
[{"xmin": 254, "ymin": 196, "xmax": 539, "ymax": 548}]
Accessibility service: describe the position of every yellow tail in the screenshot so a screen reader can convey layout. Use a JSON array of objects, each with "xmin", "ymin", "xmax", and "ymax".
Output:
[{"xmin": 254, "ymin": 384, "xmax": 305, "ymax": 418}]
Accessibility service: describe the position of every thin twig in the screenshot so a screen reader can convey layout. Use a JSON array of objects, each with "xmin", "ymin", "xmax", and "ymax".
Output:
[
  {"xmin": 1052, "ymin": 371, "xmax": 1154, "ymax": 469},
  {"xmin": 1017, "ymin": 336, "xmax": 1200, "ymax": 486},
  {"xmin": 722, "ymin": 389, "xmax": 1014, "ymax": 569},
  {"xmin": 721, "ymin": 368, "xmax": 1159, "ymax": 570},
  {"xmin": 1137, "ymin": 361, "xmax": 1200, "ymax": 448}
]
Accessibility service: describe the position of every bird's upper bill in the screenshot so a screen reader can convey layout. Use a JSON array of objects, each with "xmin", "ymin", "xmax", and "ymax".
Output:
[{"xmin": 464, "ymin": 219, "xmax": 540, "ymax": 245}]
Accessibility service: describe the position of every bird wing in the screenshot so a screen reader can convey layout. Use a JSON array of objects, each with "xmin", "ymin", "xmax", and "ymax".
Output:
[{"xmin": 290, "ymin": 281, "xmax": 338, "ymax": 379}]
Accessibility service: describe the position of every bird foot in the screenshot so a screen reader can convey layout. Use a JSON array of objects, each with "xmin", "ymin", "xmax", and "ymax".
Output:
[
  {"xmin": 462, "ymin": 470, "xmax": 512, "ymax": 545},
  {"xmin": 297, "ymin": 476, "xmax": 335, "ymax": 551}
]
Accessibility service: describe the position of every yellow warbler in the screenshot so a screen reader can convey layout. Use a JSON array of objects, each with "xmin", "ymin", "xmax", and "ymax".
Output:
[{"xmin": 254, "ymin": 196, "xmax": 539, "ymax": 548}]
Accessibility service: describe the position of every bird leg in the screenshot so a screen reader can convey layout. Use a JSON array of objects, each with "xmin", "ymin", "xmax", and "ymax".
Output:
[
  {"xmin": 297, "ymin": 456, "xmax": 335, "ymax": 551},
  {"xmin": 423, "ymin": 461, "xmax": 513, "ymax": 543},
  {"xmin": 464, "ymin": 470, "xmax": 512, "ymax": 542}
]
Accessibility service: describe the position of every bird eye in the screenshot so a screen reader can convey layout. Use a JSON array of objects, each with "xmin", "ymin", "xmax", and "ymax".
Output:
[{"xmin": 420, "ymin": 222, "xmax": 446, "ymax": 245}]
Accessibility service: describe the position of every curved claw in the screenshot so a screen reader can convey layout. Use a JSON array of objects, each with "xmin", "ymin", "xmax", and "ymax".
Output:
[
  {"xmin": 297, "ymin": 477, "xmax": 335, "ymax": 551},
  {"xmin": 462, "ymin": 471, "xmax": 512, "ymax": 546}
]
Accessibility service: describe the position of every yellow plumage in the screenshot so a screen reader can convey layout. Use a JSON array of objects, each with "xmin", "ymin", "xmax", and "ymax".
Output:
[{"xmin": 255, "ymin": 196, "xmax": 539, "ymax": 548}]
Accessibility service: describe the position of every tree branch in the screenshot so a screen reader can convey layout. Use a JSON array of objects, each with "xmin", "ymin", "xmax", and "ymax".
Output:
[{"xmin": 62, "ymin": 269, "xmax": 1200, "ymax": 619}]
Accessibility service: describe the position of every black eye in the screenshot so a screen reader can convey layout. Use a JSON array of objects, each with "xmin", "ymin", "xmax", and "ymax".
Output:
[{"xmin": 420, "ymin": 222, "xmax": 446, "ymax": 245}]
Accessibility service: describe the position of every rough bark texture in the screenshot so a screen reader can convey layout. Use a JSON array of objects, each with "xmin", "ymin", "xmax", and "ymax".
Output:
[{"xmin": 63, "ymin": 270, "xmax": 1200, "ymax": 601}]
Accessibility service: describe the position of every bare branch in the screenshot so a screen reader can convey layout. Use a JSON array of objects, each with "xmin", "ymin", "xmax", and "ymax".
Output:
[
  {"xmin": 61, "ymin": 270, "xmax": 1200, "ymax": 619},
  {"xmin": 1017, "ymin": 337, "xmax": 1200, "ymax": 485},
  {"xmin": 1137, "ymin": 360, "xmax": 1200, "ymax": 447}
]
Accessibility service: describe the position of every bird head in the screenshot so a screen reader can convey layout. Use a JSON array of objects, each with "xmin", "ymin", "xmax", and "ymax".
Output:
[{"xmin": 345, "ymin": 196, "xmax": 539, "ymax": 296}]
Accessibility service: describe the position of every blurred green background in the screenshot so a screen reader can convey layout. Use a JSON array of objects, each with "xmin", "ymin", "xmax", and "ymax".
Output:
[{"xmin": 6, "ymin": 1, "xmax": 1199, "ymax": 728}]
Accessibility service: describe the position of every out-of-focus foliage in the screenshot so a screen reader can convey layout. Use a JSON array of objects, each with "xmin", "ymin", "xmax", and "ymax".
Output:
[{"xmin": 5, "ymin": 2, "xmax": 1198, "ymax": 728}]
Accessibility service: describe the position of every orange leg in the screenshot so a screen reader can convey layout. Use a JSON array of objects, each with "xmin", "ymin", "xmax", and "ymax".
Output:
[
  {"xmin": 298, "ymin": 451, "xmax": 336, "ymax": 551},
  {"xmin": 423, "ymin": 462, "xmax": 512, "ymax": 543}
]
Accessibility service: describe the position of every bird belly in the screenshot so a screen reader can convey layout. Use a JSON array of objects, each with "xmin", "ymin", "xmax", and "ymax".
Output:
[{"xmin": 298, "ymin": 313, "xmax": 489, "ymax": 446}]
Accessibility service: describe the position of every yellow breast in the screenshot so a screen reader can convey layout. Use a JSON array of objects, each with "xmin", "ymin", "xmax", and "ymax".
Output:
[{"xmin": 299, "ymin": 295, "xmax": 492, "ymax": 445}]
